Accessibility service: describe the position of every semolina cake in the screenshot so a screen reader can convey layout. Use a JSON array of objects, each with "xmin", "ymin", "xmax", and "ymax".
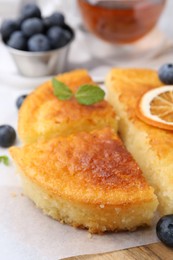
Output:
[
  {"xmin": 18, "ymin": 69, "xmax": 117, "ymax": 144},
  {"xmin": 10, "ymin": 128, "xmax": 158, "ymax": 233},
  {"xmin": 106, "ymin": 68, "xmax": 173, "ymax": 215}
]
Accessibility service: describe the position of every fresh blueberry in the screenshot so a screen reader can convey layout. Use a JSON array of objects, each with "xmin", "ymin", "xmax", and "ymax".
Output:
[
  {"xmin": 43, "ymin": 12, "xmax": 65, "ymax": 29},
  {"xmin": 63, "ymin": 30, "xmax": 72, "ymax": 42},
  {"xmin": 28, "ymin": 34, "xmax": 51, "ymax": 52},
  {"xmin": 0, "ymin": 125, "xmax": 16, "ymax": 148},
  {"xmin": 16, "ymin": 17, "xmax": 23, "ymax": 29},
  {"xmin": 1, "ymin": 19, "xmax": 19, "ymax": 42},
  {"xmin": 158, "ymin": 64, "xmax": 173, "ymax": 85},
  {"xmin": 20, "ymin": 4, "xmax": 41, "ymax": 20},
  {"xmin": 156, "ymin": 215, "xmax": 173, "ymax": 247},
  {"xmin": 7, "ymin": 31, "xmax": 27, "ymax": 50},
  {"xmin": 21, "ymin": 18, "xmax": 44, "ymax": 37},
  {"xmin": 16, "ymin": 95, "xmax": 27, "ymax": 109},
  {"xmin": 47, "ymin": 26, "xmax": 69, "ymax": 49}
]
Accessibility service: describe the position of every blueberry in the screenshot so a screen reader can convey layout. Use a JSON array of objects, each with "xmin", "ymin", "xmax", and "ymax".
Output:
[
  {"xmin": 0, "ymin": 125, "xmax": 16, "ymax": 148},
  {"xmin": 16, "ymin": 95, "xmax": 27, "ymax": 109},
  {"xmin": 156, "ymin": 215, "xmax": 173, "ymax": 247},
  {"xmin": 7, "ymin": 31, "xmax": 27, "ymax": 50},
  {"xmin": 16, "ymin": 17, "xmax": 23, "ymax": 29},
  {"xmin": 21, "ymin": 18, "xmax": 44, "ymax": 37},
  {"xmin": 28, "ymin": 34, "xmax": 51, "ymax": 52},
  {"xmin": 1, "ymin": 19, "xmax": 19, "ymax": 42},
  {"xmin": 47, "ymin": 26, "xmax": 69, "ymax": 49},
  {"xmin": 158, "ymin": 64, "xmax": 173, "ymax": 85},
  {"xmin": 20, "ymin": 4, "xmax": 41, "ymax": 20},
  {"xmin": 63, "ymin": 30, "xmax": 72, "ymax": 42},
  {"xmin": 43, "ymin": 12, "xmax": 65, "ymax": 29}
]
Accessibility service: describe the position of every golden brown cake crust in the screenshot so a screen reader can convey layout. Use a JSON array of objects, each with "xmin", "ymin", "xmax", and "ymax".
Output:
[
  {"xmin": 18, "ymin": 70, "xmax": 116, "ymax": 144},
  {"xmin": 10, "ymin": 128, "xmax": 155, "ymax": 206}
]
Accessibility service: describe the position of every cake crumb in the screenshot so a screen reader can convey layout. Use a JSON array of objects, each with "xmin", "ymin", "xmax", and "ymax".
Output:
[
  {"xmin": 11, "ymin": 192, "xmax": 17, "ymax": 197},
  {"xmin": 100, "ymin": 204, "xmax": 105, "ymax": 208},
  {"xmin": 87, "ymin": 233, "xmax": 93, "ymax": 239}
]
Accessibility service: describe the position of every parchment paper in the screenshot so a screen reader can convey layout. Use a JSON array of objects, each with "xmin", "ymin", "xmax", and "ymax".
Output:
[{"xmin": 0, "ymin": 185, "xmax": 159, "ymax": 260}]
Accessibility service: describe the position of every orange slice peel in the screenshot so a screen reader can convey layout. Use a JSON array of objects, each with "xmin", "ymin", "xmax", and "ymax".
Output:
[{"xmin": 136, "ymin": 86, "xmax": 173, "ymax": 131}]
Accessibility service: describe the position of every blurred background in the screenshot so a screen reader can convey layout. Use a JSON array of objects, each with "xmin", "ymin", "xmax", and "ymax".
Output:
[
  {"xmin": 0, "ymin": 0, "xmax": 172, "ymax": 37},
  {"xmin": 0, "ymin": 0, "xmax": 173, "ymax": 83}
]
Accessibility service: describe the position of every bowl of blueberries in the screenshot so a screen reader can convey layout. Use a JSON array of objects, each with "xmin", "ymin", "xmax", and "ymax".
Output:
[{"xmin": 0, "ymin": 3, "xmax": 75, "ymax": 77}]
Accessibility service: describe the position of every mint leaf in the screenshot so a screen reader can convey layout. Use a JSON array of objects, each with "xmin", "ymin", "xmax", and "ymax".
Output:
[
  {"xmin": 0, "ymin": 155, "xmax": 9, "ymax": 166},
  {"xmin": 75, "ymin": 84, "xmax": 105, "ymax": 105},
  {"xmin": 52, "ymin": 78, "xmax": 73, "ymax": 100}
]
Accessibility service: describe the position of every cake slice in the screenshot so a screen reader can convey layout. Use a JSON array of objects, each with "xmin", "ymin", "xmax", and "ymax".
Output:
[
  {"xmin": 18, "ymin": 69, "xmax": 117, "ymax": 144},
  {"xmin": 106, "ymin": 68, "xmax": 173, "ymax": 215},
  {"xmin": 10, "ymin": 128, "xmax": 158, "ymax": 233}
]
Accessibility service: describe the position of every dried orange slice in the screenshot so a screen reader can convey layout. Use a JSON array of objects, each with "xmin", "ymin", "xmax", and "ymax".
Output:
[{"xmin": 136, "ymin": 86, "xmax": 173, "ymax": 131}]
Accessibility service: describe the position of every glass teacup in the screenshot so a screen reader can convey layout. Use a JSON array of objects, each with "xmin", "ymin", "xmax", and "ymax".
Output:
[{"xmin": 77, "ymin": 0, "xmax": 166, "ymax": 44}]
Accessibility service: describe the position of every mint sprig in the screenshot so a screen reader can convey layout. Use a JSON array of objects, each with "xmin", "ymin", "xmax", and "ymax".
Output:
[
  {"xmin": 52, "ymin": 79, "xmax": 105, "ymax": 105},
  {"xmin": 0, "ymin": 155, "xmax": 9, "ymax": 166},
  {"xmin": 52, "ymin": 78, "xmax": 73, "ymax": 100},
  {"xmin": 75, "ymin": 84, "xmax": 105, "ymax": 105}
]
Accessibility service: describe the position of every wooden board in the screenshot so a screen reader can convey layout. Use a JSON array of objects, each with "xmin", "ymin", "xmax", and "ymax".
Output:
[{"xmin": 65, "ymin": 243, "xmax": 173, "ymax": 260}]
